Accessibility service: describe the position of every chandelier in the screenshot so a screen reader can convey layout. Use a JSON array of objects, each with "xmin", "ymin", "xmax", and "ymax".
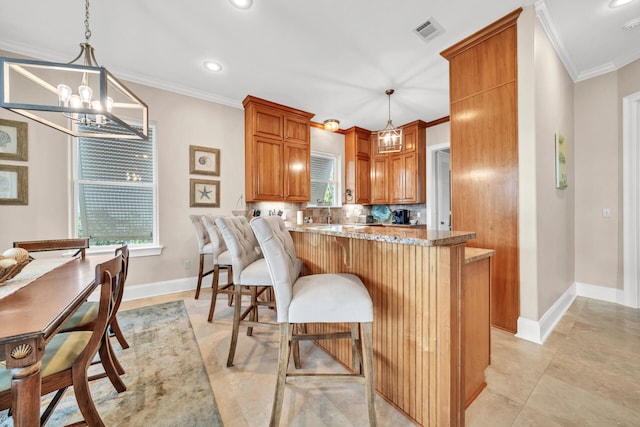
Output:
[
  {"xmin": 377, "ymin": 89, "xmax": 402, "ymax": 153},
  {"xmin": 0, "ymin": 0, "xmax": 148, "ymax": 140}
]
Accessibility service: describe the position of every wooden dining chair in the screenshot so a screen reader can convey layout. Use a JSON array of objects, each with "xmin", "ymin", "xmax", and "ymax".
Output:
[
  {"xmin": 0, "ymin": 254, "xmax": 122, "ymax": 426},
  {"xmin": 250, "ymin": 216, "xmax": 377, "ymax": 426},
  {"xmin": 59, "ymin": 245, "xmax": 130, "ymax": 392}
]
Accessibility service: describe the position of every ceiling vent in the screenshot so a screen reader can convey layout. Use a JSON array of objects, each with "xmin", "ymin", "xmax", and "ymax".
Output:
[{"xmin": 414, "ymin": 17, "xmax": 444, "ymax": 42}]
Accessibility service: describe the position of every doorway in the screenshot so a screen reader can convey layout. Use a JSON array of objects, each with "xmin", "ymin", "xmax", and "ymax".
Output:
[
  {"xmin": 623, "ymin": 90, "xmax": 640, "ymax": 309},
  {"xmin": 427, "ymin": 143, "xmax": 451, "ymax": 230}
]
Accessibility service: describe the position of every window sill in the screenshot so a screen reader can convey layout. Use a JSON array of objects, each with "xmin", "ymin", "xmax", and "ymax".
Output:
[{"xmin": 86, "ymin": 244, "xmax": 164, "ymax": 258}]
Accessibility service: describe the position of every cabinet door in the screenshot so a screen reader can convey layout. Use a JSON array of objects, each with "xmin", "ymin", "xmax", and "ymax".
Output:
[
  {"xmin": 283, "ymin": 142, "xmax": 310, "ymax": 201},
  {"xmin": 253, "ymin": 136, "xmax": 283, "ymax": 201},
  {"xmin": 403, "ymin": 152, "xmax": 418, "ymax": 202},
  {"xmin": 356, "ymin": 132, "xmax": 371, "ymax": 157},
  {"xmin": 371, "ymin": 156, "xmax": 388, "ymax": 204},
  {"xmin": 254, "ymin": 106, "xmax": 283, "ymax": 138},
  {"xmin": 285, "ymin": 115, "xmax": 310, "ymax": 144},
  {"xmin": 355, "ymin": 155, "xmax": 371, "ymax": 204},
  {"xmin": 389, "ymin": 154, "xmax": 404, "ymax": 203}
]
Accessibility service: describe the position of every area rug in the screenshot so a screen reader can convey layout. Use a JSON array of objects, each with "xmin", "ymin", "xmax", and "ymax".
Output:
[{"xmin": 0, "ymin": 301, "xmax": 223, "ymax": 426}]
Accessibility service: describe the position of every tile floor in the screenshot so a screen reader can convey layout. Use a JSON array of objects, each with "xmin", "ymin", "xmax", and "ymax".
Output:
[{"xmin": 120, "ymin": 292, "xmax": 640, "ymax": 427}]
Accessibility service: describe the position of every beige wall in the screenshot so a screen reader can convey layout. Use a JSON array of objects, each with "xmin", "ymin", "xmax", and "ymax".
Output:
[
  {"xmin": 574, "ymin": 73, "xmax": 620, "ymax": 289},
  {"xmin": 533, "ymin": 18, "xmax": 575, "ymax": 315},
  {"xmin": 518, "ymin": 7, "xmax": 576, "ymax": 321},
  {"xmin": 573, "ymin": 58, "xmax": 640, "ymax": 291},
  {"xmin": 0, "ymin": 49, "xmax": 244, "ymax": 288}
]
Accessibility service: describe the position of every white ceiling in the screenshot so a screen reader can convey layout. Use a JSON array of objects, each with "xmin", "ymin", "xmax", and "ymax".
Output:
[{"xmin": 1, "ymin": 0, "xmax": 639, "ymax": 131}]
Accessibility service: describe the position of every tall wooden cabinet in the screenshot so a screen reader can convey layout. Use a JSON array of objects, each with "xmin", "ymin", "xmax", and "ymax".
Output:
[
  {"xmin": 344, "ymin": 127, "xmax": 371, "ymax": 204},
  {"xmin": 441, "ymin": 9, "xmax": 522, "ymax": 332},
  {"xmin": 243, "ymin": 96, "xmax": 315, "ymax": 202},
  {"xmin": 388, "ymin": 120, "xmax": 427, "ymax": 204}
]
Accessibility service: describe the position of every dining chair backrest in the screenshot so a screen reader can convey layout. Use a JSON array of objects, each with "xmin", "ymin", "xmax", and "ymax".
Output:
[
  {"xmin": 77, "ymin": 255, "xmax": 122, "ymax": 369},
  {"xmin": 112, "ymin": 245, "xmax": 129, "ymax": 317},
  {"xmin": 250, "ymin": 216, "xmax": 299, "ymax": 323},
  {"xmin": 201, "ymin": 214, "xmax": 229, "ymax": 264},
  {"xmin": 215, "ymin": 216, "xmax": 261, "ymax": 284},
  {"xmin": 13, "ymin": 238, "xmax": 90, "ymax": 259}
]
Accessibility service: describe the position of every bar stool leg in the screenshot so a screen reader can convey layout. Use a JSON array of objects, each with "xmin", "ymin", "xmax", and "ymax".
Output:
[
  {"xmin": 361, "ymin": 322, "xmax": 377, "ymax": 427},
  {"xmin": 227, "ymin": 283, "xmax": 243, "ymax": 367},
  {"xmin": 270, "ymin": 323, "xmax": 293, "ymax": 427},
  {"xmin": 194, "ymin": 254, "xmax": 205, "ymax": 300},
  {"xmin": 208, "ymin": 264, "xmax": 222, "ymax": 322}
]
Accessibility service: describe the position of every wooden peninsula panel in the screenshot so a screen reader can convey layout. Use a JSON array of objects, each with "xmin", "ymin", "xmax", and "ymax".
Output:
[{"xmin": 290, "ymin": 226, "xmax": 477, "ymax": 427}]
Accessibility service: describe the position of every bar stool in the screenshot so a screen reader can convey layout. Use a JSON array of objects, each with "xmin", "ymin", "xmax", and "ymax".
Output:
[
  {"xmin": 250, "ymin": 216, "xmax": 377, "ymax": 427},
  {"xmin": 189, "ymin": 215, "xmax": 217, "ymax": 300},
  {"xmin": 201, "ymin": 214, "xmax": 248, "ymax": 322},
  {"xmin": 215, "ymin": 215, "xmax": 278, "ymax": 367}
]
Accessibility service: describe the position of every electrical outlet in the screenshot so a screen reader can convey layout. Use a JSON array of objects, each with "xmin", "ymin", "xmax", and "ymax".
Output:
[
  {"xmin": 603, "ymin": 208, "xmax": 611, "ymax": 218},
  {"xmin": 183, "ymin": 259, "xmax": 191, "ymax": 270}
]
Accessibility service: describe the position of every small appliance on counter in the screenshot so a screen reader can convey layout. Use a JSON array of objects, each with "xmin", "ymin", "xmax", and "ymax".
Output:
[{"xmin": 392, "ymin": 209, "xmax": 410, "ymax": 224}]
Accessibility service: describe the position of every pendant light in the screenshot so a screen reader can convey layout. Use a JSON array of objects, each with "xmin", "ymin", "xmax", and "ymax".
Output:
[
  {"xmin": 0, "ymin": 0, "xmax": 148, "ymax": 140},
  {"xmin": 377, "ymin": 89, "xmax": 402, "ymax": 153}
]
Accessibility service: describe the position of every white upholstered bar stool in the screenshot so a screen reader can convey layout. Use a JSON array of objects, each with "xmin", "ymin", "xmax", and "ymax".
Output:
[
  {"xmin": 250, "ymin": 216, "xmax": 377, "ymax": 427},
  {"xmin": 189, "ymin": 215, "xmax": 218, "ymax": 300},
  {"xmin": 215, "ymin": 215, "xmax": 280, "ymax": 367},
  {"xmin": 201, "ymin": 214, "xmax": 246, "ymax": 322}
]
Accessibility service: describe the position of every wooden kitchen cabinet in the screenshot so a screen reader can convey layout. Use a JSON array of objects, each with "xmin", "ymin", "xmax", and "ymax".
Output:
[
  {"xmin": 344, "ymin": 126, "xmax": 371, "ymax": 204},
  {"xmin": 388, "ymin": 120, "xmax": 427, "ymax": 204},
  {"xmin": 243, "ymin": 95, "xmax": 314, "ymax": 202}
]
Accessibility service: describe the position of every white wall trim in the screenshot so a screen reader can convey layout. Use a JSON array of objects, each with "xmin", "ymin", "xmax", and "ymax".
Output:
[
  {"xmin": 515, "ymin": 280, "xmax": 631, "ymax": 344},
  {"xmin": 575, "ymin": 281, "xmax": 623, "ymax": 305},
  {"xmin": 516, "ymin": 282, "xmax": 577, "ymax": 344},
  {"xmin": 121, "ymin": 270, "xmax": 229, "ymax": 302},
  {"xmin": 426, "ymin": 142, "xmax": 450, "ymax": 228},
  {"xmin": 623, "ymin": 91, "xmax": 640, "ymax": 309}
]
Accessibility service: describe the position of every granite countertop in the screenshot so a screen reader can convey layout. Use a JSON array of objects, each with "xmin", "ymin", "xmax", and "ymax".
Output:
[
  {"xmin": 464, "ymin": 247, "xmax": 496, "ymax": 263},
  {"xmin": 287, "ymin": 223, "xmax": 476, "ymax": 247}
]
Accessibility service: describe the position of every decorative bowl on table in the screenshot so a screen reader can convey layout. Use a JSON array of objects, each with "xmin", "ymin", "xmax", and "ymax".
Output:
[{"xmin": 0, "ymin": 248, "xmax": 31, "ymax": 284}]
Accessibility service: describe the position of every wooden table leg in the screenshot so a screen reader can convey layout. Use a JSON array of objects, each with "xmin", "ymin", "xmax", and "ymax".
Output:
[{"xmin": 5, "ymin": 339, "xmax": 43, "ymax": 427}]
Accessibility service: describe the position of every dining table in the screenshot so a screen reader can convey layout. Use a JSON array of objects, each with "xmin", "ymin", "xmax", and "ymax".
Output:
[{"xmin": 0, "ymin": 254, "xmax": 109, "ymax": 427}]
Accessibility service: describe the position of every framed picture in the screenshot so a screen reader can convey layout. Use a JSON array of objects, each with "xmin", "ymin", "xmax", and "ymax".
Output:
[
  {"xmin": 189, "ymin": 145, "xmax": 220, "ymax": 176},
  {"xmin": 0, "ymin": 118, "xmax": 28, "ymax": 161},
  {"xmin": 555, "ymin": 132, "xmax": 567, "ymax": 189},
  {"xmin": 190, "ymin": 178, "xmax": 220, "ymax": 207},
  {"xmin": 0, "ymin": 164, "xmax": 28, "ymax": 205}
]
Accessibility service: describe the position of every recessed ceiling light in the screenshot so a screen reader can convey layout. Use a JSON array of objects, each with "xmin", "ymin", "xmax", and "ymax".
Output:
[
  {"xmin": 609, "ymin": 0, "xmax": 634, "ymax": 8},
  {"xmin": 623, "ymin": 17, "xmax": 640, "ymax": 29},
  {"xmin": 229, "ymin": 0, "xmax": 252, "ymax": 9},
  {"xmin": 203, "ymin": 61, "xmax": 223, "ymax": 72}
]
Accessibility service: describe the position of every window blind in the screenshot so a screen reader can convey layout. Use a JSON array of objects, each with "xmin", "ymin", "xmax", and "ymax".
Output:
[{"xmin": 77, "ymin": 123, "xmax": 155, "ymax": 245}]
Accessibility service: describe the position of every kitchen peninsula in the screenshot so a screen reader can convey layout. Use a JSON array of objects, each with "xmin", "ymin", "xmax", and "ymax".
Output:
[{"xmin": 287, "ymin": 224, "xmax": 491, "ymax": 427}]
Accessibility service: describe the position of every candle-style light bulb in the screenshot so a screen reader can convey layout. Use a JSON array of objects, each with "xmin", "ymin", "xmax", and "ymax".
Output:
[
  {"xmin": 69, "ymin": 95, "xmax": 82, "ymax": 109},
  {"xmin": 57, "ymin": 84, "xmax": 72, "ymax": 106},
  {"xmin": 105, "ymin": 97, "xmax": 114, "ymax": 113},
  {"xmin": 78, "ymin": 85, "xmax": 93, "ymax": 105}
]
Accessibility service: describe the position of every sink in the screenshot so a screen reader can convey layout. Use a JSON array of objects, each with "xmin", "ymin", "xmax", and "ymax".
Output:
[
  {"xmin": 307, "ymin": 224, "xmax": 368, "ymax": 231},
  {"xmin": 307, "ymin": 225, "xmax": 342, "ymax": 231}
]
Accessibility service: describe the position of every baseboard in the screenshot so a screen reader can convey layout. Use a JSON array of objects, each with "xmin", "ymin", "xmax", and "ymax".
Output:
[
  {"xmin": 516, "ymin": 281, "xmax": 624, "ymax": 344},
  {"xmin": 575, "ymin": 281, "xmax": 624, "ymax": 304},
  {"xmin": 122, "ymin": 270, "xmax": 230, "ymax": 302},
  {"xmin": 516, "ymin": 283, "xmax": 577, "ymax": 344}
]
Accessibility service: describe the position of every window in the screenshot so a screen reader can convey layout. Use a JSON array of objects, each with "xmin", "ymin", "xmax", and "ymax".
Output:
[
  {"xmin": 309, "ymin": 151, "xmax": 341, "ymax": 207},
  {"xmin": 73, "ymin": 123, "xmax": 159, "ymax": 253}
]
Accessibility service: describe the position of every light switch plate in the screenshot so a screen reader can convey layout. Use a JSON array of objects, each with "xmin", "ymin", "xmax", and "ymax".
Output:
[{"xmin": 603, "ymin": 208, "xmax": 611, "ymax": 218}]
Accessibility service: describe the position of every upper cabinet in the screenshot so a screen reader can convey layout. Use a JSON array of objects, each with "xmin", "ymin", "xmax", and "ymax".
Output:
[
  {"xmin": 388, "ymin": 120, "xmax": 427, "ymax": 204},
  {"xmin": 344, "ymin": 127, "xmax": 371, "ymax": 204},
  {"xmin": 243, "ymin": 96, "xmax": 315, "ymax": 202},
  {"xmin": 370, "ymin": 133, "xmax": 388, "ymax": 204}
]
